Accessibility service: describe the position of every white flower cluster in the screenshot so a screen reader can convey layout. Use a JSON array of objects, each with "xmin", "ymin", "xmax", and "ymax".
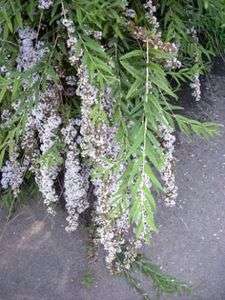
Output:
[
  {"xmin": 188, "ymin": 27, "xmax": 201, "ymax": 102},
  {"xmin": 62, "ymin": 120, "xmax": 89, "ymax": 232},
  {"xmin": 131, "ymin": 24, "xmax": 181, "ymax": 71},
  {"xmin": 118, "ymin": 238, "xmax": 142, "ymax": 270},
  {"xmin": 16, "ymin": 27, "xmax": 37, "ymax": 71},
  {"xmin": 1, "ymin": 147, "xmax": 25, "ymax": 197},
  {"xmin": 159, "ymin": 124, "xmax": 178, "ymax": 207},
  {"xmin": 164, "ymin": 43, "xmax": 182, "ymax": 70},
  {"xmin": 144, "ymin": 0, "xmax": 159, "ymax": 33},
  {"xmin": 17, "ymin": 27, "xmax": 48, "ymax": 73},
  {"xmin": 76, "ymin": 64, "xmax": 119, "ymax": 162},
  {"xmin": 190, "ymin": 74, "xmax": 201, "ymax": 102},
  {"xmin": 101, "ymin": 87, "xmax": 115, "ymax": 118},
  {"xmin": 75, "ymin": 38, "xmax": 119, "ymax": 162},
  {"xmin": 76, "ymin": 60, "xmax": 131, "ymax": 271},
  {"xmin": 25, "ymin": 92, "xmax": 58, "ymax": 156},
  {"xmin": 1, "ymin": 28, "xmax": 49, "ymax": 197},
  {"xmin": 33, "ymin": 87, "xmax": 62, "ymax": 214},
  {"xmin": 92, "ymin": 31, "xmax": 103, "ymax": 40},
  {"xmin": 40, "ymin": 114, "xmax": 61, "ymax": 153},
  {"xmin": 62, "ymin": 18, "xmax": 83, "ymax": 66},
  {"xmin": 82, "ymin": 27, "xmax": 103, "ymax": 40},
  {"xmin": 124, "ymin": 8, "xmax": 136, "ymax": 19},
  {"xmin": 76, "ymin": 63, "xmax": 98, "ymax": 159},
  {"xmin": 37, "ymin": 165, "xmax": 60, "ymax": 215},
  {"xmin": 63, "ymin": 75, "xmax": 77, "ymax": 97},
  {"xmin": 0, "ymin": 65, "xmax": 7, "ymax": 75},
  {"xmin": 1, "ymin": 109, "xmax": 11, "ymax": 126},
  {"xmin": 141, "ymin": 2, "xmax": 181, "ymax": 69},
  {"xmin": 17, "ymin": 26, "xmax": 49, "ymax": 163},
  {"xmin": 38, "ymin": 0, "xmax": 53, "ymax": 9},
  {"xmin": 93, "ymin": 175, "xmax": 121, "ymax": 268},
  {"xmin": 94, "ymin": 176, "xmax": 136, "ymax": 272},
  {"xmin": 187, "ymin": 26, "xmax": 199, "ymax": 42},
  {"xmin": 16, "ymin": 27, "xmax": 62, "ymax": 214},
  {"xmin": 21, "ymin": 113, "xmax": 39, "ymax": 166},
  {"xmin": 92, "ymin": 162, "xmax": 131, "ymax": 271},
  {"xmin": 65, "ymin": 75, "xmax": 76, "ymax": 86}
]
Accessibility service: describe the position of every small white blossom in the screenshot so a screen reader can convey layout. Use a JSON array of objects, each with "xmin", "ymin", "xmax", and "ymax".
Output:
[
  {"xmin": 62, "ymin": 18, "xmax": 83, "ymax": 65},
  {"xmin": 93, "ymin": 31, "xmax": 103, "ymax": 40},
  {"xmin": 38, "ymin": 0, "xmax": 53, "ymax": 9},
  {"xmin": 37, "ymin": 165, "xmax": 60, "ymax": 211},
  {"xmin": 17, "ymin": 28, "xmax": 48, "ymax": 72},
  {"xmin": 190, "ymin": 74, "xmax": 201, "ymax": 102},
  {"xmin": 32, "ymin": 86, "xmax": 62, "ymax": 213},
  {"xmin": 159, "ymin": 124, "xmax": 178, "ymax": 207},
  {"xmin": 76, "ymin": 60, "xmax": 131, "ymax": 271},
  {"xmin": 62, "ymin": 120, "xmax": 89, "ymax": 232},
  {"xmin": 1, "ymin": 147, "xmax": 25, "ymax": 197},
  {"xmin": 144, "ymin": 0, "xmax": 159, "ymax": 32},
  {"xmin": 124, "ymin": 9, "xmax": 136, "ymax": 18}
]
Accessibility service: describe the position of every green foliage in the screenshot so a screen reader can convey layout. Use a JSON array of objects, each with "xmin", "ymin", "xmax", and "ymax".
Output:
[
  {"xmin": 0, "ymin": 0, "xmax": 224, "ymax": 297},
  {"xmin": 124, "ymin": 255, "xmax": 191, "ymax": 299},
  {"xmin": 0, "ymin": 0, "xmax": 223, "ymax": 240}
]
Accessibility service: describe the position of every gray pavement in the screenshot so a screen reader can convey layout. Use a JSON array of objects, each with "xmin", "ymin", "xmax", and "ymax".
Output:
[{"xmin": 1, "ymin": 70, "xmax": 225, "ymax": 300}]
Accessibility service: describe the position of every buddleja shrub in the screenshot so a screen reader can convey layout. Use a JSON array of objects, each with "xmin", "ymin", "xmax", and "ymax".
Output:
[{"xmin": 0, "ymin": 0, "xmax": 223, "ymax": 295}]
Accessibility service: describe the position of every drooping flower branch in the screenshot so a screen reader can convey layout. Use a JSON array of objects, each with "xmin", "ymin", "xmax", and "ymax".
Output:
[
  {"xmin": 34, "ymin": 86, "xmax": 62, "ymax": 214},
  {"xmin": 159, "ymin": 124, "xmax": 178, "ymax": 207},
  {"xmin": 188, "ymin": 27, "xmax": 201, "ymax": 102},
  {"xmin": 0, "ymin": 0, "xmax": 220, "ymax": 283},
  {"xmin": 76, "ymin": 61, "xmax": 126, "ymax": 271},
  {"xmin": 1, "ymin": 146, "xmax": 25, "ymax": 197},
  {"xmin": 62, "ymin": 120, "xmax": 90, "ymax": 232}
]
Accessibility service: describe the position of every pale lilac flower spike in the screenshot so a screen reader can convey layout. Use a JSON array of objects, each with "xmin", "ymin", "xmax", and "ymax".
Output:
[{"xmin": 38, "ymin": 0, "xmax": 53, "ymax": 10}]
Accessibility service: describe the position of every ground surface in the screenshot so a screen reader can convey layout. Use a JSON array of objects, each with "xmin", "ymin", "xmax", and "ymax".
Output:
[{"xmin": 1, "ymin": 66, "xmax": 225, "ymax": 300}]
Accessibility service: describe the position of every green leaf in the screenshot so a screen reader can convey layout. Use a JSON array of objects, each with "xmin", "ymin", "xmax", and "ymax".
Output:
[
  {"xmin": 126, "ymin": 79, "xmax": 142, "ymax": 99},
  {"xmin": 120, "ymin": 61, "xmax": 143, "ymax": 79},
  {"xmin": 93, "ymin": 57, "xmax": 114, "ymax": 76},
  {"xmin": 12, "ymin": 78, "xmax": 21, "ymax": 99},
  {"xmin": 144, "ymin": 164, "xmax": 163, "ymax": 191},
  {"xmin": 130, "ymin": 197, "xmax": 141, "ymax": 223},
  {"xmin": 120, "ymin": 50, "xmax": 143, "ymax": 60},
  {"xmin": 2, "ymin": 10, "xmax": 13, "ymax": 33},
  {"xmin": 150, "ymin": 72, "xmax": 176, "ymax": 98},
  {"xmin": 85, "ymin": 37, "xmax": 108, "ymax": 59},
  {"xmin": 144, "ymin": 186, "xmax": 156, "ymax": 210},
  {"xmin": 0, "ymin": 147, "xmax": 6, "ymax": 168},
  {"xmin": 126, "ymin": 125, "xmax": 144, "ymax": 159},
  {"xmin": 146, "ymin": 139, "xmax": 164, "ymax": 171},
  {"xmin": 0, "ymin": 84, "xmax": 7, "ymax": 103}
]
